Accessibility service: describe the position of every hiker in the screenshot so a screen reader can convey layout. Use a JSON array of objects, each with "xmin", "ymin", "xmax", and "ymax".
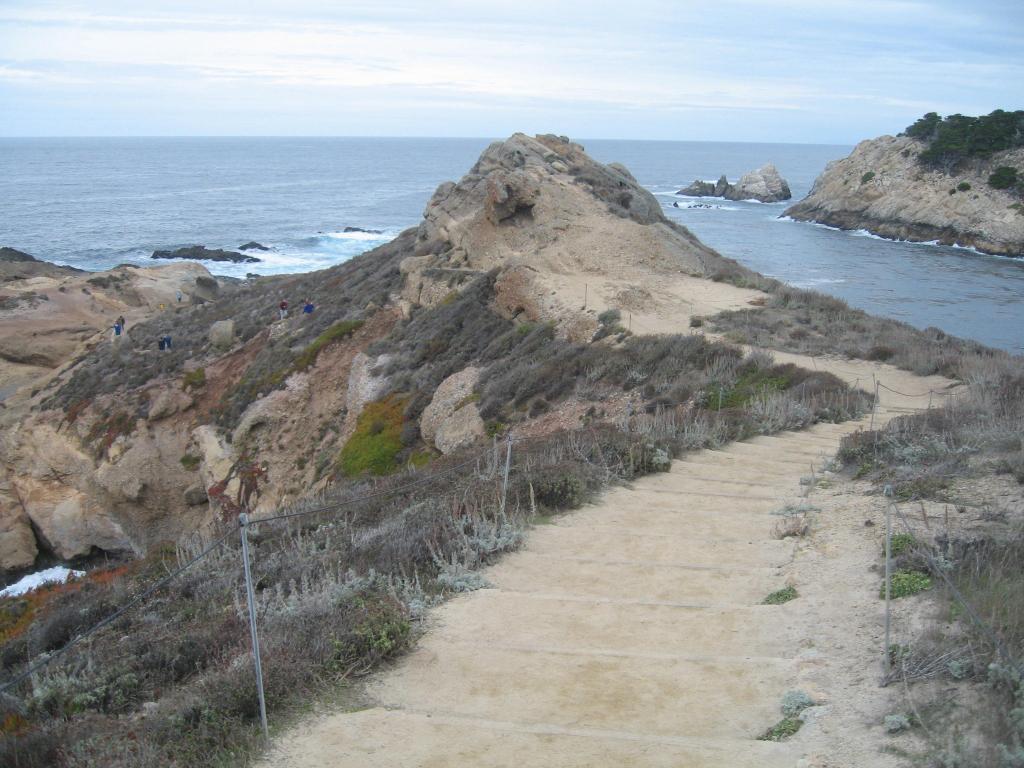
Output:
[
  {"xmin": 158, "ymin": 333, "xmax": 172, "ymax": 351},
  {"xmin": 278, "ymin": 299, "xmax": 288, "ymax": 320},
  {"xmin": 117, "ymin": 315, "xmax": 126, "ymax": 332},
  {"xmin": 302, "ymin": 299, "xmax": 315, "ymax": 315},
  {"xmin": 112, "ymin": 321, "xmax": 122, "ymax": 339},
  {"xmin": 176, "ymin": 289, "xmax": 183, "ymax": 302}
]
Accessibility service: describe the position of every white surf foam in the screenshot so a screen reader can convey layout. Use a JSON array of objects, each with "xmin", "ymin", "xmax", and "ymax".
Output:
[{"xmin": 1, "ymin": 566, "xmax": 84, "ymax": 598}]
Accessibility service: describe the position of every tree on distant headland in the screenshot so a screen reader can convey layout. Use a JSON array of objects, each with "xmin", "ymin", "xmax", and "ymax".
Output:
[{"xmin": 901, "ymin": 109, "xmax": 1024, "ymax": 174}]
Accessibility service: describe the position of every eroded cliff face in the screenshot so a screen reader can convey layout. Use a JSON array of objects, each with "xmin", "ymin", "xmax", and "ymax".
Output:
[
  {"xmin": 0, "ymin": 134, "xmax": 757, "ymax": 575},
  {"xmin": 784, "ymin": 136, "xmax": 1024, "ymax": 258}
]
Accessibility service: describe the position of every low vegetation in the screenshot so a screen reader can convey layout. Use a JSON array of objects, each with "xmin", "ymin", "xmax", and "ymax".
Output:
[
  {"xmin": 836, "ymin": 352, "xmax": 1024, "ymax": 765},
  {"xmin": 708, "ymin": 283, "xmax": 1006, "ymax": 381},
  {"xmin": 763, "ymin": 585, "xmax": 798, "ymax": 604}
]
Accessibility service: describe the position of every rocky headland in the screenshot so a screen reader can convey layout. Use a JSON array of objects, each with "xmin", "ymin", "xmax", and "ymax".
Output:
[
  {"xmin": 678, "ymin": 163, "xmax": 792, "ymax": 202},
  {"xmin": 784, "ymin": 135, "xmax": 1024, "ymax": 257},
  {"xmin": 0, "ymin": 133, "xmax": 769, "ymax": 574}
]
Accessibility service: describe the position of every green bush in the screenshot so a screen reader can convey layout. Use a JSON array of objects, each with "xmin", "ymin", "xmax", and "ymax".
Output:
[
  {"xmin": 597, "ymin": 308, "xmax": 621, "ymax": 326},
  {"xmin": 882, "ymin": 569, "xmax": 932, "ymax": 599},
  {"xmin": 763, "ymin": 586, "xmax": 798, "ymax": 605},
  {"xmin": 957, "ymin": 181, "xmax": 971, "ymax": 192},
  {"xmin": 758, "ymin": 717, "xmax": 802, "ymax": 741},
  {"xmin": 861, "ymin": 171, "xmax": 876, "ymax": 184},
  {"xmin": 179, "ymin": 454, "xmax": 200, "ymax": 471},
  {"xmin": 989, "ymin": 166, "xmax": 1019, "ymax": 190},
  {"xmin": 533, "ymin": 471, "xmax": 586, "ymax": 510}
]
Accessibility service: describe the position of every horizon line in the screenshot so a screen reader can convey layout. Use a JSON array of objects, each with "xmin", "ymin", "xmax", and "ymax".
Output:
[{"xmin": 0, "ymin": 134, "xmax": 856, "ymax": 147}]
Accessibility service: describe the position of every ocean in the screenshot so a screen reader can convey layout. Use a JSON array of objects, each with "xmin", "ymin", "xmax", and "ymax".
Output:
[{"xmin": 2, "ymin": 137, "xmax": 1022, "ymax": 353}]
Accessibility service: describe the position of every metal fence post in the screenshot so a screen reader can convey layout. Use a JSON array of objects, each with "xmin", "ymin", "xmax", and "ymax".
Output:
[
  {"xmin": 884, "ymin": 502, "xmax": 892, "ymax": 679},
  {"xmin": 499, "ymin": 435, "xmax": 513, "ymax": 515},
  {"xmin": 239, "ymin": 513, "xmax": 269, "ymax": 741},
  {"xmin": 870, "ymin": 378, "xmax": 879, "ymax": 431}
]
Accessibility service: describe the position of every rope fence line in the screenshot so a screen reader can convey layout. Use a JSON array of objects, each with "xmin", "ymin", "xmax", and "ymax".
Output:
[
  {"xmin": 0, "ymin": 440, "xmax": 503, "ymax": 703},
  {"xmin": 882, "ymin": 499, "xmax": 1024, "ymax": 685}
]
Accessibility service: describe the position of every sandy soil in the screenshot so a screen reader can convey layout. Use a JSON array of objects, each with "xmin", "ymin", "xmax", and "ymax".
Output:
[
  {"xmin": 259, "ymin": 351, "xmax": 956, "ymax": 767},
  {"xmin": 545, "ymin": 271, "xmax": 766, "ymax": 334}
]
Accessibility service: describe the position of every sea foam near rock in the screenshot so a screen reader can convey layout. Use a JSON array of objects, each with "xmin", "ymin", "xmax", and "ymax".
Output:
[{"xmin": 1, "ymin": 566, "xmax": 84, "ymax": 598}]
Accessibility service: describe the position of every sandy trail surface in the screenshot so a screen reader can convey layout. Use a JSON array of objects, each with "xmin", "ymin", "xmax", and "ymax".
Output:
[{"xmin": 260, "ymin": 346, "xmax": 956, "ymax": 768}]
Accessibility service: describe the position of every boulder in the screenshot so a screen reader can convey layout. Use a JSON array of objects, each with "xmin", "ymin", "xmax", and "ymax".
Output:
[
  {"xmin": 421, "ymin": 367, "xmax": 481, "ymax": 449},
  {"xmin": 434, "ymin": 402, "xmax": 485, "ymax": 454},
  {"xmin": 0, "ymin": 506, "xmax": 38, "ymax": 571},
  {"xmin": 342, "ymin": 227, "xmax": 384, "ymax": 235},
  {"xmin": 209, "ymin": 319, "xmax": 235, "ymax": 349},
  {"xmin": 193, "ymin": 275, "xmax": 219, "ymax": 301},
  {"xmin": 148, "ymin": 388, "xmax": 193, "ymax": 421},
  {"xmin": 485, "ymin": 170, "xmax": 541, "ymax": 225},
  {"xmin": 239, "ymin": 241, "xmax": 270, "ymax": 251},
  {"xmin": 183, "ymin": 484, "xmax": 208, "ymax": 506},
  {"xmin": 152, "ymin": 246, "xmax": 260, "ymax": 264}
]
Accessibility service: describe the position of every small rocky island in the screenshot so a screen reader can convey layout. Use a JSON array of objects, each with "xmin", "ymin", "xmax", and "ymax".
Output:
[
  {"xmin": 152, "ymin": 245, "xmax": 261, "ymax": 263},
  {"xmin": 784, "ymin": 110, "xmax": 1024, "ymax": 258},
  {"xmin": 678, "ymin": 163, "xmax": 792, "ymax": 202}
]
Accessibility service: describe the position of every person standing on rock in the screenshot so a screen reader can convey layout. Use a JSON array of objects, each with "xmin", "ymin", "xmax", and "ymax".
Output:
[
  {"xmin": 117, "ymin": 315, "xmax": 126, "ymax": 332},
  {"xmin": 112, "ymin": 320, "xmax": 122, "ymax": 340},
  {"xmin": 278, "ymin": 299, "xmax": 288, "ymax": 320},
  {"xmin": 303, "ymin": 299, "xmax": 314, "ymax": 315}
]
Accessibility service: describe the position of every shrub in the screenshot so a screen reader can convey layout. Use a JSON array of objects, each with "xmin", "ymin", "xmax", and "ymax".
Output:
[
  {"xmin": 533, "ymin": 469, "xmax": 586, "ymax": 510},
  {"xmin": 957, "ymin": 181, "xmax": 971, "ymax": 192},
  {"xmin": 781, "ymin": 690, "xmax": 815, "ymax": 717},
  {"xmin": 990, "ymin": 166, "xmax": 1019, "ymax": 190},
  {"xmin": 763, "ymin": 586, "xmax": 798, "ymax": 604},
  {"xmin": 336, "ymin": 395, "xmax": 407, "ymax": 476},
  {"xmin": 759, "ymin": 717, "xmax": 802, "ymax": 741},
  {"xmin": 861, "ymin": 171, "xmax": 876, "ymax": 184},
  {"xmin": 181, "ymin": 367, "xmax": 206, "ymax": 390},
  {"xmin": 179, "ymin": 454, "xmax": 200, "ymax": 471},
  {"xmin": 882, "ymin": 569, "xmax": 932, "ymax": 599},
  {"xmin": 889, "ymin": 532, "xmax": 917, "ymax": 556},
  {"xmin": 885, "ymin": 713, "xmax": 911, "ymax": 733},
  {"xmin": 597, "ymin": 308, "xmax": 621, "ymax": 326},
  {"xmin": 689, "ymin": 316, "xmax": 703, "ymax": 328}
]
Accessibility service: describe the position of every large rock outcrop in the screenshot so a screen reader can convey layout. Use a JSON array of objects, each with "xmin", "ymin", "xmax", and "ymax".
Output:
[
  {"xmin": 401, "ymin": 133, "xmax": 725, "ymax": 340},
  {"xmin": 678, "ymin": 164, "xmax": 792, "ymax": 202},
  {"xmin": 784, "ymin": 136, "xmax": 1024, "ymax": 258}
]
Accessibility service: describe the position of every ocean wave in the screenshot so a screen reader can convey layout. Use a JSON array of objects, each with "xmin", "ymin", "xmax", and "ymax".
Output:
[
  {"xmin": 322, "ymin": 229, "xmax": 395, "ymax": 242},
  {"xmin": 669, "ymin": 201, "xmax": 739, "ymax": 211}
]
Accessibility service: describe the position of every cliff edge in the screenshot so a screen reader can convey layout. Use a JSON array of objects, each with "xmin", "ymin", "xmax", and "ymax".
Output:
[{"xmin": 784, "ymin": 135, "xmax": 1024, "ymax": 258}]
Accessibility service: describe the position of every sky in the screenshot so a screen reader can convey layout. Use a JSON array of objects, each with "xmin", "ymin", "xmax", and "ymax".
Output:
[{"xmin": 0, "ymin": 0, "xmax": 1021, "ymax": 142}]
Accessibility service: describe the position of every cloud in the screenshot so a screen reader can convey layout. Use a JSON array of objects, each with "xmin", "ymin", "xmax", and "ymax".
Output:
[{"xmin": 0, "ymin": 0, "xmax": 1020, "ymax": 140}]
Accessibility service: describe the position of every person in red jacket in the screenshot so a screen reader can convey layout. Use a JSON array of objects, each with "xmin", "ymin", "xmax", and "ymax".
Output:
[{"xmin": 278, "ymin": 299, "xmax": 288, "ymax": 320}]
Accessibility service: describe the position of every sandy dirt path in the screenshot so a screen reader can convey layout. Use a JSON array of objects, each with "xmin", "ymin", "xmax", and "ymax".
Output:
[{"xmin": 260, "ymin": 350, "xmax": 956, "ymax": 767}]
